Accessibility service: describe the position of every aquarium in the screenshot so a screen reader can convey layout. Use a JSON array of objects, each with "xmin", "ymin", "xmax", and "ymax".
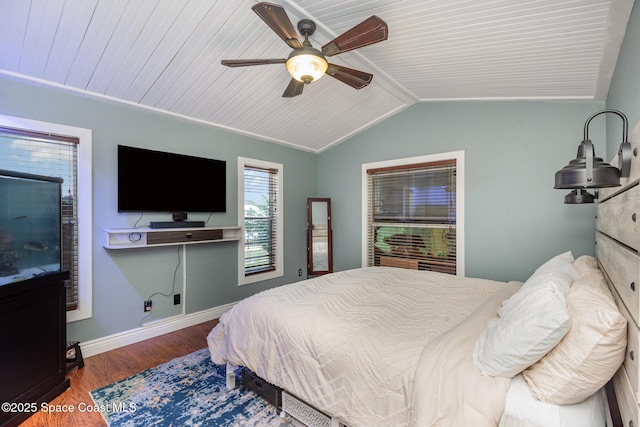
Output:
[{"xmin": 0, "ymin": 170, "xmax": 62, "ymax": 286}]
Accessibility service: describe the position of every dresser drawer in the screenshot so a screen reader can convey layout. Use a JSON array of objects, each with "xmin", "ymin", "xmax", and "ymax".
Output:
[
  {"xmin": 613, "ymin": 367, "xmax": 640, "ymax": 427},
  {"xmin": 606, "ymin": 268, "xmax": 640, "ymax": 398},
  {"xmin": 146, "ymin": 229, "xmax": 223, "ymax": 245},
  {"xmin": 241, "ymin": 369, "xmax": 282, "ymax": 408},
  {"xmin": 596, "ymin": 232, "xmax": 640, "ymax": 326},
  {"xmin": 597, "ymin": 183, "xmax": 640, "ymax": 250}
]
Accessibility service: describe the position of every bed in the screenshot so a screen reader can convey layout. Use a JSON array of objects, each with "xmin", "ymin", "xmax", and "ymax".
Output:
[
  {"xmin": 208, "ymin": 253, "xmax": 625, "ymax": 426},
  {"xmin": 207, "ymin": 121, "xmax": 640, "ymax": 427}
]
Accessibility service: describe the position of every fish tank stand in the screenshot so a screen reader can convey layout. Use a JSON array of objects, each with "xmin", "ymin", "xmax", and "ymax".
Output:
[{"xmin": 0, "ymin": 270, "xmax": 70, "ymax": 427}]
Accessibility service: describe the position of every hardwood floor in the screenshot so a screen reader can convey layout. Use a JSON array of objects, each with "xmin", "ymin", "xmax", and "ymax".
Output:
[{"xmin": 19, "ymin": 319, "xmax": 218, "ymax": 427}]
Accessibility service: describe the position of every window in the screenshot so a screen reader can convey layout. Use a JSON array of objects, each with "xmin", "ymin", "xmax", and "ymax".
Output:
[
  {"xmin": 362, "ymin": 151, "xmax": 464, "ymax": 276},
  {"xmin": 0, "ymin": 115, "xmax": 92, "ymax": 322},
  {"xmin": 238, "ymin": 157, "xmax": 283, "ymax": 285}
]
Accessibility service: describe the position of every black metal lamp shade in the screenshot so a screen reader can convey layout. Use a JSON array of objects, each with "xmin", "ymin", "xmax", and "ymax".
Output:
[
  {"xmin": 554, "ymin": 109, "xmax": 632, "ymax": 203},
  {"xmin": 563, "ymin": 189, "xmax": 596, "ymax": 204},
  {"xmin": 554, "ymin": 140, "xmax": 623, "ymax": 189}
]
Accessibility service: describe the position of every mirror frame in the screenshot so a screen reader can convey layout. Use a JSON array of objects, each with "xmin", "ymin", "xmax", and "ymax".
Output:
[{"xmin": 307, "ymin": 198, "xmax": 333, "ymax": 276}]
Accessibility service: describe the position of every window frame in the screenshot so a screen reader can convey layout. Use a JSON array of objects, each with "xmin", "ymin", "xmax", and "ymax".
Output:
[
  {"xmin": 361, "ymin": 151, "xmax": 465, "ymax": 276},
  {"xmin": 0, "ymin": 114, "xmax": 93, "ymax": 322},
  {"xmin": 237, "ymin": 156, "xmax": 283, "ymax": 286}
]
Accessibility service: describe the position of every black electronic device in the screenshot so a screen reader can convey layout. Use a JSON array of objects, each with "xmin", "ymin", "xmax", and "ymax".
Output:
[
  {"xmin": 172, "ymin": 211, "xmax": 188, "ymax": 221},
  {"xmin": 149, "ymin": 220, "xmax": 205, "ymax": 229},
  {"xmin": 117, "ymin": 145, "xmax": 226, "ymax": 217}
]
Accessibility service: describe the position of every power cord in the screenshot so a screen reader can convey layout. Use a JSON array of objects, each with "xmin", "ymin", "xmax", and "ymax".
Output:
[
  {"xmin": 139, "ymin": 245, "xmax": 182, "ymax": 325},
  {"xmin": 133, "ymin": 212, "xmax": 144, "ymax": 228},
  {"xmin": 204, "ymin": 212, "xmax": 213, "ymax": 225}
]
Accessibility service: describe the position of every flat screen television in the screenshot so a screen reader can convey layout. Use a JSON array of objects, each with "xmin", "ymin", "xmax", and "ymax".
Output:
[{"xmin": 117, "ymin": 145, "xmax": 226, "ymax": 216}]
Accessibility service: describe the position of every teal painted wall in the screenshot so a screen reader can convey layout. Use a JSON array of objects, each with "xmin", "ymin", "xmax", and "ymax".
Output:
[
  {"xmin": 0, "ymin": 78, "xmax": 316, "ymax": 343},
  {"xmin": 607, "ymin": 1, "xmax": 640, "ymax": 160},
  {"xmin": 317, "ymin": 101, "xmax": 605, "ymax": 282}
]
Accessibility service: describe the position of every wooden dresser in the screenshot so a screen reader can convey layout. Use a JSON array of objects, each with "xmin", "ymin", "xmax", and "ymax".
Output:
[{"xmin": 596, "ymin": 120, "xmax": 640, "ymax": 427}]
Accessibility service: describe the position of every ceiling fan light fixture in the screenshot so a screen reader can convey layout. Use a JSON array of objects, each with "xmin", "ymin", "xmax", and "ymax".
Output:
[
  {"xmin": 286, "ymin": 48, "xmax": 328, "ymax": 84},
  {"xmin": 223, "ymin": 4, "xmax": 388, "ymax": 97}
]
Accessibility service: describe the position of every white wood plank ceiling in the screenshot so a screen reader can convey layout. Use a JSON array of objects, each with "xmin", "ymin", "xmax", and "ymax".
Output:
[{"xmin": 0, "ymin": 0, "xmax": 634, "ymax": 153}]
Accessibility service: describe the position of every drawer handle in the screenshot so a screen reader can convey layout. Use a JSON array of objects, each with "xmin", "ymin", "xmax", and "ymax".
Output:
[
  {"xmin": 633, "ymin": 213, "xmax": 637, "ymax": 223},
  {"xmin": 186, "ymin": 233, "xmax": 193, "ymax": 238},
  {"xmin": 631, "ymin": 350, "xmax": 635, "ymax": 361},
  {"xmin": 632, "ymin": 282, "xmax": 637, "ymax": 292}
]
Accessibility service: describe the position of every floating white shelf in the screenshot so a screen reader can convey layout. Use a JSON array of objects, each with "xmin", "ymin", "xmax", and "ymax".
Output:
[{"xmin": 102, "ymin": 226, "xmax": 241, "ymax": 249}]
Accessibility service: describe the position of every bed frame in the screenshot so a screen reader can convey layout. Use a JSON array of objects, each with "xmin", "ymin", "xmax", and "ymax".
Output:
[{"xmin": 596, "ymin": 119, "xmax": 640, "ymax": 427}]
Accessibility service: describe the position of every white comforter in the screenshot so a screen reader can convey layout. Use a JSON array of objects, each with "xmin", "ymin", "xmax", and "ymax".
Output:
[{"xmin": 208, "ymin": 267, "xmax": 521, "ymax": 427}]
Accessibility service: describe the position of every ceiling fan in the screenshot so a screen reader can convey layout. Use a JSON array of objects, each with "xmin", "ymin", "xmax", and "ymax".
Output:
[{"xmin": 221, "ymin": 2, "xmax": 388, "ymax": 98}]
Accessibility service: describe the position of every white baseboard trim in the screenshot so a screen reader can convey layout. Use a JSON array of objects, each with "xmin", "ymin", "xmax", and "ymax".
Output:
[{"xmin": 79, "ymin": 302, "xmax": 236, "ymax": 358}]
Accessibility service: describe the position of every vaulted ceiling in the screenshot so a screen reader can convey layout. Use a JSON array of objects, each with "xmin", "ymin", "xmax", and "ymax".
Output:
[{"xmin": 0, "ymin": 0, "xmax": 634, "ymax": 152}]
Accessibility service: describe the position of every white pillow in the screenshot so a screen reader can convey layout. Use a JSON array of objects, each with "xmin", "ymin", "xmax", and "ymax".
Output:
[
  {"xmin": 523, "ymin": 259, "xmax": 627, "ymax": 404},
  {"xmin": 499, "ymin": 251, "xmax": 578, "ymax": 317},
  {"xmin": 473, "ymin": 252, "xmax": 576, "ymax": 377},
  {"xmin": 532, "ymin": 251, "xmax": 576, "ymax": 276}
]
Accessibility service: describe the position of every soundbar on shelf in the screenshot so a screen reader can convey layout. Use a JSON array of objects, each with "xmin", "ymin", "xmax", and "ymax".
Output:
[{"xmin": 149, "ymin": 220, "xmax": 205, "ymax": 229}]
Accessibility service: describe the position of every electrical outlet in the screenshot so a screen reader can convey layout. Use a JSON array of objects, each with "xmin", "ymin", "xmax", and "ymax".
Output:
[
  {"xmin": 298, "ymin": 268, "xmax": 303, "ymax": 276},
  {"xmin": 174, "ymin": 294, "xmax": 181, "ymax": 305},
  {"xmin": 144, "ymin": 300, "xmax": 152, "ymax": 312}
]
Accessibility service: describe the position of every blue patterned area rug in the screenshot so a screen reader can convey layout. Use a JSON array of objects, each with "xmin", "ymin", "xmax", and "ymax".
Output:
[{"xmin": 90, "ymin": 348, "xmax": 303, "ymax": 427}]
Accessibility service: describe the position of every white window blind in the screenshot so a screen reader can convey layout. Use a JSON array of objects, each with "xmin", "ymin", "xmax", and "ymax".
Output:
[
  {"xmin": 243, "ymin": 165, "xmax": 279, "ymax": 276},
  {"xmin": 0, "ymin": 126, "xmax": 79, "ymax": 309},
  {"xmin": 366, "ymin": 159, "xmax": 457, "ymax": 275}
]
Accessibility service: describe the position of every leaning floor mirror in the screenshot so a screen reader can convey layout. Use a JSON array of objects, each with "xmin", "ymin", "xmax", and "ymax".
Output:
[{"xmin": 307, "ymin": 198, "xmax": 333, "ymax": 276}]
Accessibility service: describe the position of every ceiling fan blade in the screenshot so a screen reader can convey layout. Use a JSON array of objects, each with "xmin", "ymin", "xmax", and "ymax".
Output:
[
  {"xmin": 326, "ymin": 64, "xmax": 373, "ymax": 89},
  {"xmin": 221, "ymin": 58, "xmax": 286, "ymax": 67},
  {"xmin": 322, "ymin": 16, "xmax": 388, "ymax": 57},
  {"xmin": 252, "ymin": 2, "xmax": 303, "ymax": 49},
  {"xmin": 282, "ymin": 78, "xmax": 304, "ymax": 97}
]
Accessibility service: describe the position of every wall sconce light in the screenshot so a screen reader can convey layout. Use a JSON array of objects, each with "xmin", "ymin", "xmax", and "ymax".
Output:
[
  {"xmin": 554, "ymin": 109, "xmax": 632, "ymax": 204},
  {"xmin": 563, "ymin": 189, "xmax": 596, "ymax": 204}
]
